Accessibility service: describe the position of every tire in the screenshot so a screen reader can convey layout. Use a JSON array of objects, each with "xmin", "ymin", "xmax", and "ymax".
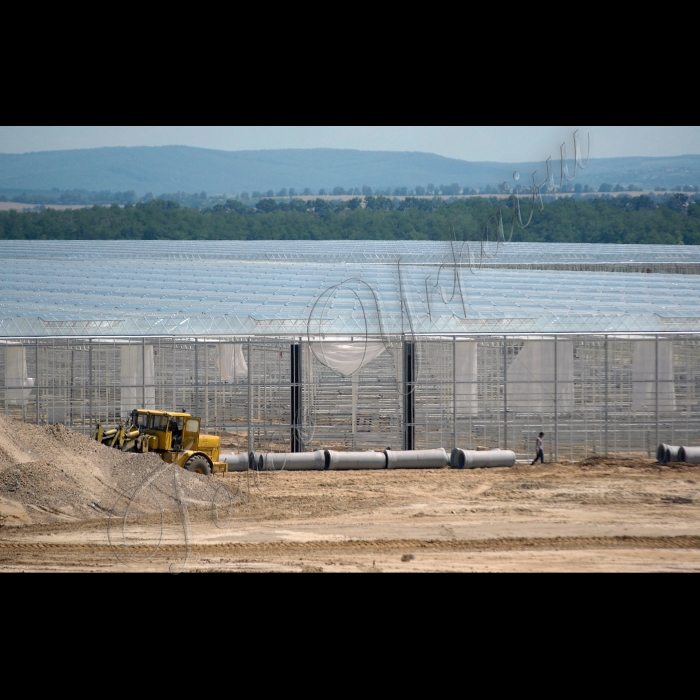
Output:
[{"xmin": 184, "ymin": 455, "xmax": 212, "ymax": 476}]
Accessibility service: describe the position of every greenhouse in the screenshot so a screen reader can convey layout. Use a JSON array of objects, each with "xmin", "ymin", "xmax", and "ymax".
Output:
[{"xmin": 2, "ymin": 240, "xmax": 700, "ymax": 462}]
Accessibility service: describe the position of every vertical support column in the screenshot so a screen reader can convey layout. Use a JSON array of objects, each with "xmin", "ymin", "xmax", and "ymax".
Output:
[
  {"xmin": 205, "ymin": 343, "xmax": 209, "ymax": 431},
  {"xmin": 554, "ymin": 335, "xmax": 559, "ymax": 463},
  {"xmin": 604, "ymin": 335, "xmax": 609, "ymax": 456},
  {"xmin": 173, "ymin": 341, "xmax": 177, "ymax": 412},
  {"xmin": 503, "ymin": 336, "xmax": 508, "ymax": 450},
  {"xmin": 194, "ymin": 339, "xmax": 199, "ymax": 417},
  {"xmin": 89, "ymin": 340, "xmax": 93, "ymax": 429},
  {"xmin": 70, "ymin": 346, "xmax": 75, "ymax": 428},
  {"xmin": 453, "ymin": 336, "xmax": 457, "ymax": 451},
  {"xmin": 291, "ymin": 343, "xmax": 302, "ymax": 453},
  {"xmin": 247, "ymin": 339, "xmax": 253, "ymax": 457},
  {"xmin": 655, "ymin": 334, "xmax": 660, "ymax": 452},
  {"xmin": 403, "ymin": 340, "xmax": 415, "ymax": 451},
  {"xmin": 35, "ymin": 339, "xmax": 40, "ymax": 425},
  {"xmin": 141, "ymin": 338, "xmax": 146, "ymax": 411}
]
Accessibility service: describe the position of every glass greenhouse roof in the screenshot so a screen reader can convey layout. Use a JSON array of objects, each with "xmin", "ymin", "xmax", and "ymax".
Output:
[
  {"xmin": 1, "ymin": 242, "xmax": 700, "ymax": 337},
  {"xmin": 3, "ymin": 240, "xmax": 700, "ymax": 265}
]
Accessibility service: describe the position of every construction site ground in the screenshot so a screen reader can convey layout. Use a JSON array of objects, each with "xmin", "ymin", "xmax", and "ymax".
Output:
[{"xmin": 1, "ymin": 415, "xmax": 699, "ymax": 573}]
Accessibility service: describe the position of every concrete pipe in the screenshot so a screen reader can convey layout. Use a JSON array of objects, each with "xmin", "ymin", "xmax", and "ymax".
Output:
[
  {"xmin": 221, "ymin": 453, "xmax": 249, "ymax": 472},
  {"xmin": 657, "ymin": 444, "xmax": 681, "ymax": 464},
  {"xmin": 262, "ymin": 451, "xmax": 326, "ymax": 471},
  {"xmin": 451, "ymin": 448, "xmax": 516, "ymax": 470},
  {"xmin": 385, "ymin": 448, "xmax": 449, "ymax": 470},
  {"xmin": 679, "ymin": 447, "xmax": 700, "ymax": 464},
  {"xmin": 250, "ymin": 452, "xmax": 264, "ymax": 471},
  {"xmin": 325, "ymin": 451, "xmax": 388, "ymax": 470}
]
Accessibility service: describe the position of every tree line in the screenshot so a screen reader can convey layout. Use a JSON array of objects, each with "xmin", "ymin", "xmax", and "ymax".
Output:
[
  {"xmin": 1, "ymin": 194, "xmax": 699, "ymax": 245},
  {"xmin": 4, "ymin": 182, "xmax": 700, "ymax": 209}
]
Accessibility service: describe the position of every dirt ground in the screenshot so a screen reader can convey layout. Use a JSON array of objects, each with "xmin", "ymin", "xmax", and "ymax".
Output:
[{"xmin": 1, "ymin": 415, "xmax": 699, "ymax": 573}]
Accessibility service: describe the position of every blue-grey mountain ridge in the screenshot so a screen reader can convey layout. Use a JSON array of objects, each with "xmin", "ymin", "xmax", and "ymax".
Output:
[{"xmin": 1, "ymin": 147, "xmax": 699, "ymax": 195}]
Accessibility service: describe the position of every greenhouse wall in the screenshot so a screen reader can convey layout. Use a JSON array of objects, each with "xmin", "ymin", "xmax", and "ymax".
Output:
[{"xmin": 2, "ymin": 334, "xmax": 698, "ymax": 462}]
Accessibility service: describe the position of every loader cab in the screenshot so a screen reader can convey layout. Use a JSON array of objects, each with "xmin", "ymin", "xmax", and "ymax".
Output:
[{"xmin": 133, "ymin": 410, "xmax": 199, "ymax": 453}]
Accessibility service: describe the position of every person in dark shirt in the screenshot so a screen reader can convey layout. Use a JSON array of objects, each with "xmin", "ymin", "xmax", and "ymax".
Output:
[
  {"xmin": 169, "ymin": 418, "xmax": 182, "ymax": 450},
  {"xmin": 531, "ymin": 433, "xmax": 545, "ymax": 465}
]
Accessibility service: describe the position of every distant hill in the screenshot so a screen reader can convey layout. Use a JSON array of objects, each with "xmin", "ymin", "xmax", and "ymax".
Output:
[{"xmin": 1, "ymin": 146, "xmax": 699, "ymax": 195}]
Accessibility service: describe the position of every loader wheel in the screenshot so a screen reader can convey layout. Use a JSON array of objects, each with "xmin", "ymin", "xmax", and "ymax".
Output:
[{"xmin": 184, "ymin": 455, "xmax": 212, "ymax": 476}]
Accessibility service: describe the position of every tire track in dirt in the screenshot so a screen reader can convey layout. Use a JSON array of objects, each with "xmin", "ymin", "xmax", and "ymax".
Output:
[{"xmin": 2, "ymin": 535, "xmax": 699, "ymax": 556}]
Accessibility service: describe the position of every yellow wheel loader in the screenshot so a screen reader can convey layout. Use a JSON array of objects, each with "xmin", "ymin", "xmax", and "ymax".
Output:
[{"xmin": 93, "ymin": 409, "xmax": 228, "ymax": 475}]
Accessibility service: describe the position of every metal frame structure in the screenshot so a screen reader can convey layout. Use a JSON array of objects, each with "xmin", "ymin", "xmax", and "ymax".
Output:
[
  {"xmin": 2, "ymin": 241, "xmax": 699, "ymax": 462},
  {"xmin": 2, "ymin": 333, "xmax": 698, "ymax": 462}
]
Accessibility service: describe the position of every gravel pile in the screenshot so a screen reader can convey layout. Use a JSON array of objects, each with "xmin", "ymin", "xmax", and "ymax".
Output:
[{"xmin": 0, "ymin": 415, "xmax": 225, "ymax": 524}]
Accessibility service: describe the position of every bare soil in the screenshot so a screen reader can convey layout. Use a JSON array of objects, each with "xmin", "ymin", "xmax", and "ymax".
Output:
[{"xmin": 1, "ymin": 415, "xmax": 699, "ymax": 573}]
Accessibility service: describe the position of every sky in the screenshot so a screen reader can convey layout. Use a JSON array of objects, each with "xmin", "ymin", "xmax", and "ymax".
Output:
[{"xmin": 1, "ymin": 126, "xmax": 699, "ymax": 162}]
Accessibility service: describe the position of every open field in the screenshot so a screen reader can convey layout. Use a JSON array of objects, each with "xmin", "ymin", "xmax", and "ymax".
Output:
[
  {"xmin": 0, "ymin": 202, "xmax": 89, "ymax": 212},
  {"xmin": 2, "ymin": 412, "xmax": 699, "ymax": 573}
]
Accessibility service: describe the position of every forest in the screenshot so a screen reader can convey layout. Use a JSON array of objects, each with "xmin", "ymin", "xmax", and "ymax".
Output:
[{"xmin": 1, "ymin": 194, "xmax": 700, "ymax": 245}]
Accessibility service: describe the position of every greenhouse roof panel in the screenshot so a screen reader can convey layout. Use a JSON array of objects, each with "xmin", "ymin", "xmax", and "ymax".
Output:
[
  {"xmin": 2, "ymin": 240, "xmax": 700, "ymax": 265},
  {"xmin": 1, "ymin": 241, "xmax": 700, "ymax": 337}
]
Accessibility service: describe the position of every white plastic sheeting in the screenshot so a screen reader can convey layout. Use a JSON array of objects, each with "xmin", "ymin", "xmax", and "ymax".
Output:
[
  {"xmin": 508, "ymin": 341, "xmax": 574, "ymax": 413},
  {"xmin": 311, "ymin": 342, "xmax": 387, "ymax": 436},
  {"xmin": 632, "ymin": 341, "xmax": 676, "ymax": 412},
  {"xmin": 4, "ymin": 346, "xmax": 34, "ymax": 406},
  {"xmin": 310, "ymin": 342, "xmax": 386, "ymax": 377},
  {"xmin": 455, "ymin": 342, "xmax": 478, "ymax": 416},
  {"xmin": 216, "ymin": 343, "xmax": 248, "ymax": 382},
  {"xmin": 120, "ymin": 345, "xmax": 155, "ymax": 417}
]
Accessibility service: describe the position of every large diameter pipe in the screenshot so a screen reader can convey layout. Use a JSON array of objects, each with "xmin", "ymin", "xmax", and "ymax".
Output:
[
  {"xmin": 679, "ymin": 447, "xmax": 700, "ymax": 464},
  {"xmin": 325, "ymin": 451, "xmax": 387, "ymax": 470},
  {"xmin": 385, "ymin": 449, "xmax": 449, "ymax": 470},
  {"xmin": 262, "ymin": 451, "xmax": 326, "ymax": 471},
  {"xmin": 657, "ymin": 444, "xmax": 681, "ymax": 464},
  {"xmin": 221, "ymin": 453, "xmax": 249, "ymax": 472},
  {"xmin": 250, "ymin": 452, "xmax": 264, "ymax": 471},
  {"xmin": 451, "ymin": 448, "xmax": 516, "ymax": 470}
]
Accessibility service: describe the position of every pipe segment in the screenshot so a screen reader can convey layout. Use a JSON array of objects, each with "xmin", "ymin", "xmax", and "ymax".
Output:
[
  {"xmin": 451, "ymin": 448, "xmax": 516, "ymax": 469},
  {"xmin": 384, "ymin": 448, "xmax": 449, "ymax": 470},
  {"xmin": 262, "ymin": 451, "xmax": 326, "ymax": 471},
  {"xmin": 325, "ymin": 450, "xmax": 388, "ymax": 470},
  {"xmin": 221, "ymin": 453, "xmax": 249, "ymax": 472},
  {"xmin": 657, "ymin": 444, "xmax": 681, "ymax": 464},
  {"xmin": 679, "ymin": 447, "xmax": 700, "ymax": 464}
]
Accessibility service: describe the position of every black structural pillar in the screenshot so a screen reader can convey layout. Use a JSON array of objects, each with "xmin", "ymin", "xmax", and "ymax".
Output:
[
  {"xmin": 403, "ymin": 341, "xmax": 415, "ymax": 451},
  {"xmin": 291, "ymin": 344, "xmax": 303, "ymax": 453}
]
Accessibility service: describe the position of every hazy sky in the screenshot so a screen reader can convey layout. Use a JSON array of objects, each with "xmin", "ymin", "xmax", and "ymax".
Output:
[{"xmin": 1, "ymin": 126, "xmax": 698, "ymax": 162}]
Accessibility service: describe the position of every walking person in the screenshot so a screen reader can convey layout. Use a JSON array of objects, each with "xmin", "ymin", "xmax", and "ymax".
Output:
[{"xmin": 531, "ymin": 433, "xmax": 545, "ymax": 465}]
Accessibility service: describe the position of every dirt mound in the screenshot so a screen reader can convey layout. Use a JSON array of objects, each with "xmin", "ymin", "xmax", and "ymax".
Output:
[
  {"xmin": 578, "ymin": 455, "xmax": 699, "ymax": 471},
  {"xmin": 0, "ymin": 415, "xmax": 225, "ymax": 526},
  {"xmin": 578, "ymin": 456, "xmax": 658, "ymax": 470}
]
